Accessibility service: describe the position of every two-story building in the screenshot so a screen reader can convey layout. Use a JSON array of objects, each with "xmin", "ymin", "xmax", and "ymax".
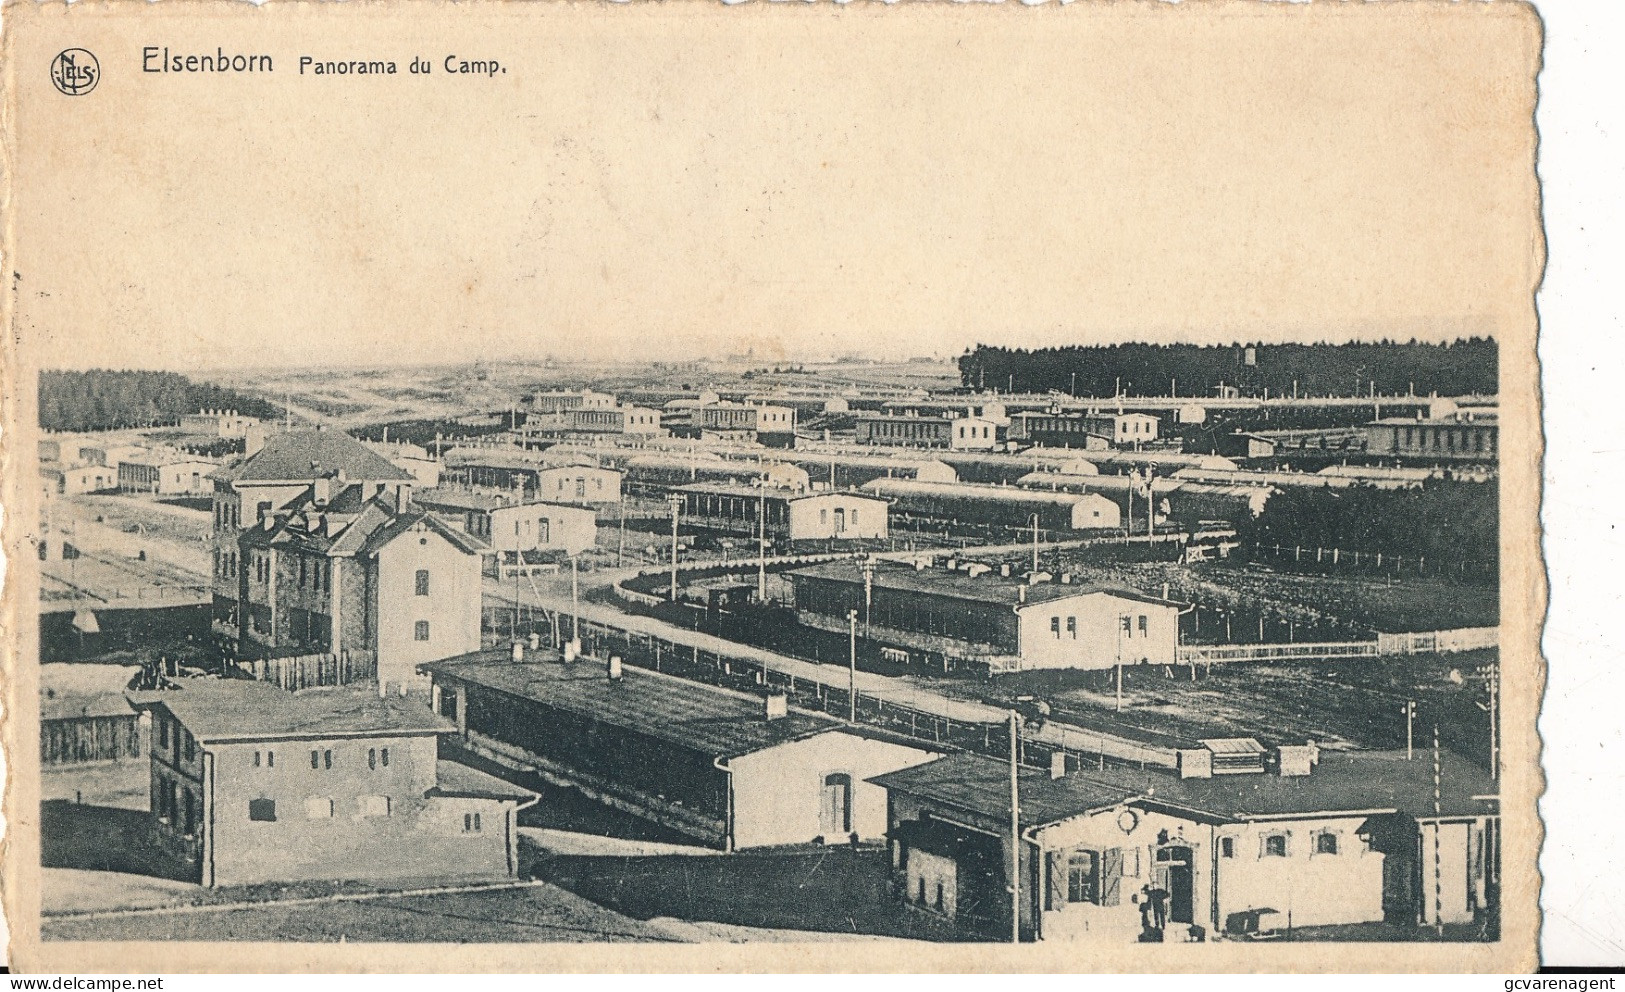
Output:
[
  {"xmin": 210, "ymin": 430, "xmax": 417, "ymax": 646},
  {"xmin": 231, "ymin": 483, "xmax": 486, "ymax": 689},
  {"xmin": 675, "ymin": 483, "xmax": 889, "ymax": 546},
  {"xmin": 696, "ymin": 402, "xmax": 798, "ymax": 447},
  {"xmin": 129, "ymin": 679, "xmax": 534, "ymax": 888}
]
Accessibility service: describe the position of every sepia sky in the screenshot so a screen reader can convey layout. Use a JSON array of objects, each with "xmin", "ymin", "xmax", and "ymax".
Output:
[{"xmin": 10, "ymin": 3, "xmax": 1541, "ymax": 370}]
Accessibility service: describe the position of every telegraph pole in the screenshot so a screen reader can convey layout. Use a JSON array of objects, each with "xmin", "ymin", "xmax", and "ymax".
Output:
[
  {"xmin": 757, "ymin": 489, "xmax": 767, "ymax": 603},
  {"xmin": 570, "ymin": 555, "xmax": 580, "ymax": 647},
  {"xmin": 847, "ymin": 609, "xmax": 859, "ymax": 722},
  {"xmin": 860, "ymin": 555, "xmax": 875, "ymax": 633},
  {"xmin": 1404, "ymin": 700, "xmax": 1415, "ymax": 759},
  {"xmin": 668, "ymin": 493, "xmax": 682, "ymax": 604},
  {"xmin": 1031, "ymin": 514, "xmax": 1040, "ymax": 574},
  {"xmin": 1009, "ymin": 710, "xmax": 1022, "ymax": 944}
]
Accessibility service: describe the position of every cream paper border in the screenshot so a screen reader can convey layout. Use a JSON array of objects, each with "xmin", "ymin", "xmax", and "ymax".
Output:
[{"xmin": 1, "ymin": 0, "xmax": 1544, "ymax": 972}]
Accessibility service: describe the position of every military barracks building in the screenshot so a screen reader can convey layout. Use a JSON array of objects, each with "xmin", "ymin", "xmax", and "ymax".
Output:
[
  {"xmin": 788, "ymin": 560, "xmax": 1179, "ymax": 674},
  {"xmin": 131, "ymin": 679, "xmax": 534, "ymax": 888},
  {"xmin": 422, "ymin": 650, "xmax": 939, "ymax": 850},
  {"xmin": 675, "ymin": 483, "xmax": 889, "ymax": 545},
  {"xmin": 872, "ymin": 745, "xmax": 1498, "ymax": 942}
]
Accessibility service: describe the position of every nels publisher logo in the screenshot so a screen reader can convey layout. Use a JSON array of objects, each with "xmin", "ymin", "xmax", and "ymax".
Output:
[{"xmin": 50, "ymin": 48, "xmax": 100, "ymax": 96}]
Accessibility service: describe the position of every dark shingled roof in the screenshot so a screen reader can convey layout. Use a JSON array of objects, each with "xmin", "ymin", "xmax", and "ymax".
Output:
[
  {"xmin": 214, "ymin": 430, "xmax": 413, "ymax": 484},
  {"xmin": 789, "ymin": 560, "xmax": 1175, "ymax": 610},
  {"xmin": 127, "ymin": 679, "xmax": 453, "ymax": 744},
  {"xmin": 870, "ymin": 750, "xmax": 1498, "ymax": 828},
  {"xmin": 421, "ymin": 652, "xmax": 848, "ymax": 760}
]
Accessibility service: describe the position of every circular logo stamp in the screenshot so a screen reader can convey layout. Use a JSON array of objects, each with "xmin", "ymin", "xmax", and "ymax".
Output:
[{"xmin": 50, "ymin": 49, "xmax": 100, "ymax": 96}]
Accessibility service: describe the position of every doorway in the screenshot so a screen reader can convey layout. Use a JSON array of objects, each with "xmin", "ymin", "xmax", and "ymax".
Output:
[
  {"xmin": 1154, "ymin": 845, "xmax": 1195, "ymax": 925},
  {"xmin": 820, "ymin": 773, "xmax": 852, "ymax": 839}
]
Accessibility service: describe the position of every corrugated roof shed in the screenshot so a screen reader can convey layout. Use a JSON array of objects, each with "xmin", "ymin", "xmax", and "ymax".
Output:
[{"xmin": 421, "ymin": 653, "xmax": 845, "ymax": 760}]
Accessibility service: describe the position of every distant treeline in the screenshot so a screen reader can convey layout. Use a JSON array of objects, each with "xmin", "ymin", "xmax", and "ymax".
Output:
[
  {"xmin": 39, "ymin": 369, "xmax": 282, "ymax": 433},
  {"xmin": 1239, "ymin": 482, "xmax": 1499, "ymax": 580},
  {"xmin": 958, "ymin": 340, "xmax": 1497, "ymax": 398}
]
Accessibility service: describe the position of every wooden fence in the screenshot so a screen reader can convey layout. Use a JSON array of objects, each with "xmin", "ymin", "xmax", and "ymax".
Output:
[
  {"xmin": 41, "ymin": 714, "xmax": 143, "ymax": 765},
  {"xmin": 1177, "ymin": 626, "xmax": 1498, "ymax": 665},
  {"xmin": 242, "ymin": 650, "xmax": 377, "ymax": 691}
]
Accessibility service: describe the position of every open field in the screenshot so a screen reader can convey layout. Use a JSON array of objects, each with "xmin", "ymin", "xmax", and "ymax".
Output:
[
  {"xmin": 535, "ymin": 846, "xmax": 975, "ymax": 943},
  {"xmin": 42, "ymin": 880, "xmax": 681, "ymax": 943},
  {"xmin": 915, "ymin": 648, "xmax": 1498, "ymax": 760},
  {"xmin": 968, "ymin": 550, "xmax": 1497, "ymax": 636}
]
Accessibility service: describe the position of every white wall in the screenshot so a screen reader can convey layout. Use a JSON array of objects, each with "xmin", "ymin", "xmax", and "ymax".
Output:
[
  {"xmin": 787, "ymin": 495, "xmax": 888, "ymax": 541},
  {"xmin": 373, "ymin": 525, "xmax": 483, "ymax": 686},
  {"xmin": 727, "ymin": 731, "xmax": 938, "ymax": 849},
  {"xmin": 1017, "ymin": 593, "xmax": 1178, "ymax": 670}
]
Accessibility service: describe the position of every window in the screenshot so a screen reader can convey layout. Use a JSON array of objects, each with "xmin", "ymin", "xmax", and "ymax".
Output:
[
  {"xmin": 1138, "ymin": 615, "xmax": 1148, "ymax": 635},
  {"xmin": 1220, "ymin": 836, "xmax": 1236, "ymax": 858},
  {"xmin": 1315, "ymin": 832, "xmax": 1340, "ymax": 855},
  {"xmin": 358, "ymin": 795, "xmax": 391, "ymax": 818},
  {"xmin": 325, "ymin": 749, "xmax": 332, "ymax": 769},
  {"xmin": 1263, "ymin": 833, "xmax": 1290, "ymax": 858},
  {"xmin": 415, "ymin": 620, "xmax": 431, "ymax": 642},
  {"xmin": 415, "ymin": 570, "xmax": 430, "ymax": 596},
  {"xmin": 463, "ymin": 812, "xmax": 482, "ymax": 833},
  {"xmin": 305, "ymin": 797, "xmax": 334, "ymax": 819},
  {"xmin": 369, "ymin": 748, "xmax": 377, "ymax": 770},
  {"xmin": 159, "ymin": 718, "xmax": 169, "ymax": 750},
  {"xmin": 254, "ymin": 750, "xmax": 261, "ymax": 767},
  {"xmin": 1067, "ymin": 851, "xmax": 1099, "ymax": 904},
  {"xmin": 248, "ymin": 798, "xmax": 276, "ymax": 822},
  {"xmin": 184, "ymin": 733, "xmax": 195, "ymax": 763},
  {"xmin": 311, "ymin": 750, "xmax": 320, "ymax": 769},
  {"xmin": 1066, "ymin": 616, "xmax": 1077, "ymax": 639},
  {"xmin": 1050, "ymin": 616, "xmax": 1061, "ymax": 638},
  {"xmin": 267, "ymin": 750, "xmax": 275, "ymax": 767},
  {"xmin": 381, "ymin": 747, "xmax": 390, "ymax": 767}
]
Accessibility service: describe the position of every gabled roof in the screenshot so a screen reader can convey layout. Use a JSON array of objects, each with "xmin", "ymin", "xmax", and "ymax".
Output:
[
  {"xmin": 870, "ymin": 749, "xmax": 1498, "ymax": 829},
  {"xmin": 238, "ymin": 499, "xmax": 487, "ymax": 558},
  {"xmin": 214, "ymin": 430, "xmax": 413, "ymax": 484},
  {"xmin": 127, "ymin": 679, "xmax": 453, "ymax": 744},
  {"xmin": 356, "ymin": 509, "xmax": 490, "ymax": 558},
  {"xmin": 421, "ymin": 653, "xmax": 850, "ymax": 760}
]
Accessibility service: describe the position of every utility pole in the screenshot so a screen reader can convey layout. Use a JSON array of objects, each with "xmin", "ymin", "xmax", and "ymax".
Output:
[
  {"xmin": 1115, "ymin": 616, "xmax": 1125, "ymax": 713},
  {"xmin": 1031, "ymin": 514, "xmax": 1040, "ymax": 574},
  {"xmin": 570, "ymin": 555, "xmax": 580, "ymax": 647},
  {"xmin": 617, "ymin": 495, "xmax": 626, "ymax": 567},
  {"xmin": 757, "ymin": 490, "xmax": 767, "ymax": 603},
  {"xmin": 668, "ymin": 493, "xmax": 682, "ymax": 604},
  {"xmin": 1009, "ymin": 709, "xmax": 1022, "ymax": 945},
  {"xmin": 1404, "ymin": 700, "xmax": 1415, "ymax": 759},
  {"xmin": 860, "ymin": 555, "xmax": 874, "ymax": 633},
  {"xmin": 1432, "ymin": 723, "xmax": 1444, "ymax": 936},
  {"xmin": 847, "ymin": 609, "xmax": 859, "ymax": 722}
]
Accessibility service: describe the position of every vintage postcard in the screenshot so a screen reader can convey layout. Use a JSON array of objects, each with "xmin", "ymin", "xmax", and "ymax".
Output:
[{"xmin": 1, "ymin": 0, "xmax": 1544, "ymax": 973}]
